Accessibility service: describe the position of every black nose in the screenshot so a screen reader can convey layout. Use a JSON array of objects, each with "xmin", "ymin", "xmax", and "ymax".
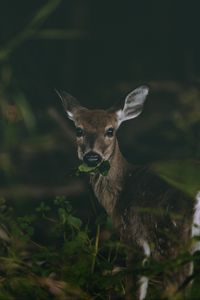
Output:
[{"xmin": 83, "ymin": 151, "xmax": 102, "ymax": 167}]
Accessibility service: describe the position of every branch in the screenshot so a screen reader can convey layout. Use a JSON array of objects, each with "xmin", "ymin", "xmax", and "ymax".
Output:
[{"xmin": 0, "ymin": 0, "xmax": 62, "ymax": 61}]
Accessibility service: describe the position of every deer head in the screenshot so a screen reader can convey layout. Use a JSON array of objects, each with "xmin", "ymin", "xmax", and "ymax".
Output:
[{"xmin": 57, "ymin": 86, "xmax": 149, "ymax": 167}]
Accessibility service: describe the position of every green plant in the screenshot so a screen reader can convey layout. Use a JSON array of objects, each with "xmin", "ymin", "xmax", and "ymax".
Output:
[{"xmin": 0, "ymin": 195, "xmax": 199, "ymax": 299}]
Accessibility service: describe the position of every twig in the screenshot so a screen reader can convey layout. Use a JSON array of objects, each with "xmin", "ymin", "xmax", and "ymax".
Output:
[{"xmin": 91, "ymin": 224, "xmax": 100, "ymax": 273}]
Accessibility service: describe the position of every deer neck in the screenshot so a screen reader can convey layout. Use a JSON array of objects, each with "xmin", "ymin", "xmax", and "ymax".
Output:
[{"xmin": 90, "ymin": 141, "xmax": 128, "ymax": 216}]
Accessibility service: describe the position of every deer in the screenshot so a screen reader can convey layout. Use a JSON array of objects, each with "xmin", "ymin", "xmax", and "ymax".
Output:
[{"xmin": 57, "ymin": 86, "xmax": 199, "ymax": 300}]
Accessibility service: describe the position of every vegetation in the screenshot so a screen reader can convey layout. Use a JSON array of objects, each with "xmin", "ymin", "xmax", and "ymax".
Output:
[
  {"xmin": 0, "ymin": 196, "xmax": 126, "ymax": 299},
  {"xmin": 0, "ymin": 195, "xmax": 200, "ymax": 299},
  {"xmin": 77, "ymin": 161, "xmax": 111, "ymax": 176}
]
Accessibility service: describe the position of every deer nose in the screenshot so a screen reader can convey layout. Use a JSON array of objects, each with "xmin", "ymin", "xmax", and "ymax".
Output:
[{"xmin": 83, "ymin": 151, "xmax": 102, "ymax": 167}]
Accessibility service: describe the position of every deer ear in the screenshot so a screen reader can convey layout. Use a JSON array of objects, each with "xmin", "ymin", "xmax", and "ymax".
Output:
[
  {"xmin": 116, "ymin": 85, "xmax": 149, "ymax": 127},
  {"xmin": 55, "ymin": 90, "xmax": 81, "ymax": 121}
]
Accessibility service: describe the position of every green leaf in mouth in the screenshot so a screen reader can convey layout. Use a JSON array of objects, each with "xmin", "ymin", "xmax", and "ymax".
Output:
[{"xmin": 76, "ymin": 160, "xmax": 110, "ymax": 176}]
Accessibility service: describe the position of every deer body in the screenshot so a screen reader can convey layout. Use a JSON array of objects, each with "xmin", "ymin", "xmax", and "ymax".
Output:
[
  {"xmin": 58, "ymin": 86, "xmax": 195, "ymax": 299},
  {"xmin": 91, "ymin": 152, "xmax": 191, "ymax": 256},
  {"xmin": 90, "ymin": 140, "xmax": 192, "ymax": 299}
]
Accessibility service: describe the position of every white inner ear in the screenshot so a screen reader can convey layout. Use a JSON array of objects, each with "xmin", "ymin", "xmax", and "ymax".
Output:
[
  {"xmin": 116, "ymin": 86, "xmax": 149, "ymax": 127},
  {"xmin": 66, "ymin": 110, "xmax": 74, "ymax": 121}
]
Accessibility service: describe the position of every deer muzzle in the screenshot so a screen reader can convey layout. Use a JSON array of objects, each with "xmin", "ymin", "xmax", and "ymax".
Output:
[{"xmin": 83, "ymin": 151, "xmax": 102, "ymax": 167}]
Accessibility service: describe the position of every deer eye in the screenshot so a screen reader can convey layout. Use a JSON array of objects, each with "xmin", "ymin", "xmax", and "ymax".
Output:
[
  {"xmin": 76, "ymin": 127, "xmax": 84, "ymax": 137},
  {"xmin": 105, "ymin": 127, "xmax": 114, "ymax": 137}
]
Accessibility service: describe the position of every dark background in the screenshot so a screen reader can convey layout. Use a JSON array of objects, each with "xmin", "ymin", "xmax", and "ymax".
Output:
[
  {"xmin": 0, "ymin": 1, "xmax": 200, "ymax": 298},
  {"xmin": 0, "ymin": 0, "xmax": 200, "ymax": 211},
  {"xmin": 2, "ymin": 0, "xmax": 200, "ymax": 95}
]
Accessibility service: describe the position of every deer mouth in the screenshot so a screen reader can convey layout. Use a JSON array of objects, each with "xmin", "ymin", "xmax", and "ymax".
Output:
[{"xmin": 83, "ymin": 151, "xmax": 102, "ymax": 168}]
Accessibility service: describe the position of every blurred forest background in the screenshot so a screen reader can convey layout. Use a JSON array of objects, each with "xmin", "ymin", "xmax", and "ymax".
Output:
[{"xmin": 0, "ymin": 0, "xmax": 200, "ymax": 299}]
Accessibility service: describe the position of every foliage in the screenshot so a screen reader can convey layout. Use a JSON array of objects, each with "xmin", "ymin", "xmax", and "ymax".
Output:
[
  {"xmin": 0, "ymin": 196, "xmax": 199, "ymax": 299},
  {"xmin": 152, "ymin": 160, "xmax": 200, "ymax": 198},
  {"xmin": 0, "ymin": 0, "xmax": 62, "ymax": 61},
  {"xmin": 76, "ymin": 161, "xmax": 111, "ymax": 176},
  {"xmin": 0, "ymin": 197, "xmax": 128, "ymax": 300}
]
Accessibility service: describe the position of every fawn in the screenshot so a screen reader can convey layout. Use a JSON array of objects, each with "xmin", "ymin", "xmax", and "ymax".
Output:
[{"xmin": 58, "ymin": 86, "xmax": 199, "ymax": 299}]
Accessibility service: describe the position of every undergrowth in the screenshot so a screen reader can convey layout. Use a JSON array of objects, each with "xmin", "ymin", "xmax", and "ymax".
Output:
[
  {"xmin": 0, "ymin": 196, "xmax": 126, "ymax": 300},
  {"xmin": 0, "ymin": 196, "xmax": 199, "ymax": 300}
]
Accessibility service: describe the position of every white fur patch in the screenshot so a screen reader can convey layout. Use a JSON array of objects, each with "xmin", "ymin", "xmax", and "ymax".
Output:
[
  {"xmin": 142, "ymin": 240, "xmax": 151, "ymax": 257},
  {"xmin": 191, "ymin": 191, "xmax": 200, "ymax": 253},
  {"xmin": 138, "ymin": 240, "xmax": 150, "ymax": 299},
  {"xmin": 66, "ymin": 110, "xmax": 74, "ymax": 121},
  {"xmin": 139, "ymin": 276, "xmax": 149, "ymax": 300}
]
